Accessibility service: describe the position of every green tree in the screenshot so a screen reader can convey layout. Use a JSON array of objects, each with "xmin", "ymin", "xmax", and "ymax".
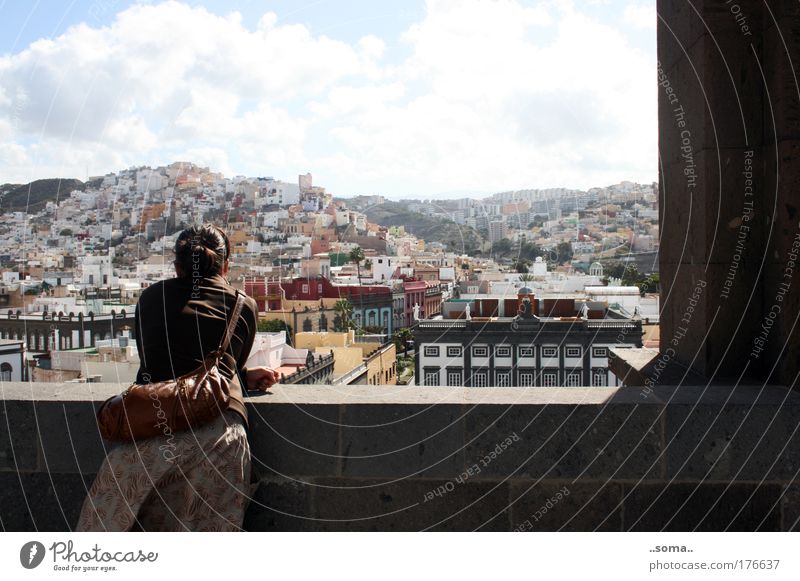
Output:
[
  {"xmin": 393, "ymin": 328, "xmax": 413, "ymax": 355},
  {"xmin": 621, "ymin": 264, "xmax": 643, "ymax": 286},
  {"xmin": 349, "ymin": 246, "xmax": 365, "ymax": 284},
  {"xmin": 641, "ymin": 273, "xmax": 660, "ymax": 294},
  {"xmin": 491, "ymin": 238, "xmax": 512, "ymax": 258},
  {"xmin": 333, "ymin": 299, "xmax": 354, "ymax": 332},
  {"xmin": 519, "ymin": 241, "xmax": 542, "ymax": 261},
  {"xmin": 257, "ymin": 319, "xmax": 292, "ymax": 343},
  {"xmin": 555, "ymin": 242, "xmax": 574, "ymax": 265}
]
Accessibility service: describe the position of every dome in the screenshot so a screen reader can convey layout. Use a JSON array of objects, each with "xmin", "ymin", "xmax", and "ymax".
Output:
[{"xmin": 518, "ymin": 286, "xmax": 534, "ymax": 295}]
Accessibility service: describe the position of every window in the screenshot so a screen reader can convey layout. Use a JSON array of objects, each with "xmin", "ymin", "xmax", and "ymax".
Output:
[
  {"xmin": 593, "ymin": 347, "xmax": 608, "ymax": 358},
  {"xmin": 0, "ymin": 362, "xmax": 12, "ymax": 381},
  {"xmin": 472, "ymin": 346, "xmax": 489, "ymax": 358},
  {"xmin": 542, "ymin": 372, "xmax": 558, "ymax": 387},
  {"xmin": 519, "ymin": 372, "xmax": 535, "ymax": 387},
  {"xmin": 566, "ymin": 346, "xmax": 582, "ymax": 358},
  {"xmin": 472, "ymin": 370, "xmax": 489, "ymax": 387},
  {"xmin": 302, "ymin": 284, "xmax": 309, "ymax": 294},
  {"xmin": 496, "ymin": 370, "xmax": 511, "ymax": 387},
  {"xmin": 447, "ymin": 346, "xmax": 462, "ymax": 358},
  {"xmin": 424, "ymin": 346, "xmax": 440, "ymax": 358},
  {"xmin": 424, "ymin": 370, "xmax": 440, "ymax": 386},
  {"xmin": 592, "ymin": 370, "xmax": 608, "ymax": 386},
  {"xmin": 447, "ymin": 370, "xmax": 463, "ymax": 386},
  {"xmin": 542, "ymin": 346, "xmax": 558, "ymax": 358},
  {"xmin": 566, "ymin": 372, "xmax": 582, "ymax": 387},
  {"xmin": 495, "ymin": 345, "xmax": 512, "ymax": 358},
  {"xmin": 518, "ymin": 346, "xmax": 534, "ymax": 358}
]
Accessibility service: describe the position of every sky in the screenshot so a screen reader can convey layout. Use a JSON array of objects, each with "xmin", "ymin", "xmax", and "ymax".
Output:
[{"xmin": 0, "ymin": 0, "xmax": 657, "ymax": 198}]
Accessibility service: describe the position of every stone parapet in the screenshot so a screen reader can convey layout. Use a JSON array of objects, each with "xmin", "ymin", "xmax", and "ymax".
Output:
[{"xmin": 1, "ymin": 382, "xmax": 798, "ymax": 531}]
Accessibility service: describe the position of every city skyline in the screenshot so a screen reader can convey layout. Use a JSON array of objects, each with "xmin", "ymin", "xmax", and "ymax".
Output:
[{"xmin": 0, "ymin": 0, "xmax": 657, "ymax": 198}]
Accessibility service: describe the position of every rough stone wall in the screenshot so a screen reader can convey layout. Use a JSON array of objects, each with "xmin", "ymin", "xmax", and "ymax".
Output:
[
  {"xmin": 1, "ymin": 383, "xmax": 798, "ymax": 531},
  {"xmin": 658, "ymin": 0, "xmax": 800, "ymax": 384}
]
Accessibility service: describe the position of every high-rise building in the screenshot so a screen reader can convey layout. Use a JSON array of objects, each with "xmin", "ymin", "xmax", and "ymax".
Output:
[{"xmin": 488, "ymin": 220, "xmax": 507, "ymax": 243}]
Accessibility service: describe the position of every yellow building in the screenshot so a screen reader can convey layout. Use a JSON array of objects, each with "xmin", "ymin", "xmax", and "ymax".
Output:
[{"xmin": 295, "ymin": 331, "xmax": 397, "ymax": 385}]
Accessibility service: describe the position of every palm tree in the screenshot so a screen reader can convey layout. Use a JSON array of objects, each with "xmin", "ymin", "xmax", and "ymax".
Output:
[
  {"xmin": 333, "ymin": 299, "xmax": 354, "ymax": 332},
  {"xmin": 348, "ymin": 246, "xmax": 366, "ymax": 331},
  {"xmin": 349, "ymin": 246, "xmax": 365, "ymax": 285}
]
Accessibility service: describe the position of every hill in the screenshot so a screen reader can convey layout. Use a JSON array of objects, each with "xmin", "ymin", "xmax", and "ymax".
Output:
[
  {"xmin": 0, "ymin": 178, "xmax": 86, "ymax": 213},
  {"xmin": 362, "ymin": 201, "xmax": 484, "ymax": 254}
]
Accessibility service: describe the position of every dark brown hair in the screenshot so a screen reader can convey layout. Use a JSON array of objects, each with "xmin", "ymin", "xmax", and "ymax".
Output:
[{"xmin": 174, "ymin": 224, "xmax": 230, "ymax": 278}]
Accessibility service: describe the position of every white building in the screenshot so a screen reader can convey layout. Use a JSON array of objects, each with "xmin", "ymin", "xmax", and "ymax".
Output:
[
  {"xmin": 80, "ymin": 255, "xmax": 117, "ymax": 287},
  {"xmin": 245, "ymin": 332, "xmax": 309, "ymax": 370},
  {"xmin": 368, "ymin": 256, "xmax": 397, "ymax": 282},
  {"xmin": 0, "ymin": 339, "xmax": 25, "ymax": 381}
]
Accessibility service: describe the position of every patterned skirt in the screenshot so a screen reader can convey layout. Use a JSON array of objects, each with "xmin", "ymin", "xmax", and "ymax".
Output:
[{"xmin": 77, "ymin": 411, "xmax": 253, "ymax": 532}]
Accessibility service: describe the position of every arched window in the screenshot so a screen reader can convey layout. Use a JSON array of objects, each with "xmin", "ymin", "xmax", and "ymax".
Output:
[
  {"xmin": 303, "ymin": 319, "xmax": 313, "ymax": 332},
  {"xmin": 0, "ymin": 362, "xmax": 12, "ymax": 381}
]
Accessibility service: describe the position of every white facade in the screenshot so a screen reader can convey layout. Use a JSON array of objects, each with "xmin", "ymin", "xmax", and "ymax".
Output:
[
  {"xmin": 261, "ymin": 180, "xmax": 300, "ymax": 207},
  {"xmin": 0, "ymin": 339, "xmax": 25, "ymax": 381},
  {"xmin": 245, "ymin": 332, "xmax": 309, "ymax": 370},
  {"xmin": 80, "ymin": 255, "xmax": 117, "ymax": 287},
  {"xmin": 417, "ymin": 342, "xmax": 621, "ymax": 388},
  {"xmin": 368, "ymin": 256, "xmax": 397, "ymax": 282}
]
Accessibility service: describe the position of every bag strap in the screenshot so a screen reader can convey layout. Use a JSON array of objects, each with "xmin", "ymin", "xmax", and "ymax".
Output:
[{"xmin": 218, "ymin": 290, "xmax": 246, "ymax": 353}]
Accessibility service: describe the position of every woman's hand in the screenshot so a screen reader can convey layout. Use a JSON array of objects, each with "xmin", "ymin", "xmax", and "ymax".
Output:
[{"xmin": 245, "ymin": 366, "xmax": 279, "ymax": 391}]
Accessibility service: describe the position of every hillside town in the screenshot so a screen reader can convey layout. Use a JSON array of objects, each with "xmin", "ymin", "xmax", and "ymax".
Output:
[{"xmin": 0, "ymin": 161, "xmax": 659, "ymax": 387}]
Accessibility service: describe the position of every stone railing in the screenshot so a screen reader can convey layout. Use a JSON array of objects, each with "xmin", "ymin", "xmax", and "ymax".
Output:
[{"xmin": 1, "ymin": 382, "xmax": 798, "ymax": 531}]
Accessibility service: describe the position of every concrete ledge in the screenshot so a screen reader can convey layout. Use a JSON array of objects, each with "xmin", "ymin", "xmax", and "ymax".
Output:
[{"xmin": 1, "ymin": 382, "xmax": 799, "ymax": 531}]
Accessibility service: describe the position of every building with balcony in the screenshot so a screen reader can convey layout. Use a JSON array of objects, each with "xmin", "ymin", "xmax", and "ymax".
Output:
[{"xmin": 414, "ymin": 288, "xmax": 642, "ymax": 387}]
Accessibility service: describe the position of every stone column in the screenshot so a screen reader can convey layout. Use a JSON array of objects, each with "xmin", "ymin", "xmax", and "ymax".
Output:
[{"xmin": 658, "ymin": 0, "xmax": 800, "ymax": 385}]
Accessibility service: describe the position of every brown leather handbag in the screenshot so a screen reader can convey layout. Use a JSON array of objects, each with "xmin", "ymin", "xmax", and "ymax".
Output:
[{"xmin": 97, "ymin": 291, "xmax": 246, "ymax": 442}]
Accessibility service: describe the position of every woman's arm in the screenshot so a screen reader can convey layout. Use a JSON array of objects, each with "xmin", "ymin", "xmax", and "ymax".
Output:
[
  {"xmin": 245, "ymin": 367, "xmax": 279, "ymax": 391},
  {"xmin": 237, "ymin": 295, "xmax": 278, "ymax": 391}
]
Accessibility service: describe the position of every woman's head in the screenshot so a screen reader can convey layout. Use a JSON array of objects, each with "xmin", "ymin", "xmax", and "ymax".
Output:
[{"xmin": 174, "ymin": 224, "xmax": 230, "ymax": 278}]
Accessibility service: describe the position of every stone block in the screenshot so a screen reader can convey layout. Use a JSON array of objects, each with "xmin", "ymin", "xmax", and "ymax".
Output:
[
  {"xmin": 0, "ymin": 399, "xmax": 39, "ymax": 472},
  {"xmin": 339, "ymin": 404, "xmax": 464, "ymax": 478},
  {"xmin": 623, "ymin": 482, "xmax": 782, "ymax": 531},
  {"xmin": 781, "ymin": 484, "xmax": 800, "ymax": 531},
  {"xmin": 657, "ymin": 0, "xmax": 708, "ymax": 71},
  {"xmin": 665, "ymin": 401, "xmax": 800, "ymax": 480},
  {"xmin": 509, "ymin": 481, "xmax": 623, "ymax": 531},
  {"xmin": 660, "ymin": 148, "xmax": 765, "ymax": 265},
  {"xmin": 243, "ymin": 479, "xmax": 313, "ymax": 532},
  {"xmin": 658, "ymin": 262, "xmax": 763, "ymax": 380},
  {"xmin": 35, "ymin": 400, "xmax": 111, "ymax": 474},
  {"xmin": 764, "ymin": 16, "xmax": 800, "ymax": 142},
  {"xmin": 0, "ymin": 472, "xmax": 94, "ymax": 531},
  {"xmin": 464, "ymin": 404, "xmax": 662, "ymax": 480},
  {"xmin": 248, "ymin": 403, "xmax": 340, "ymax": 478},
  {"xmin": 311, "ymin": 477, "xmax": 510, "ymax": 531}
]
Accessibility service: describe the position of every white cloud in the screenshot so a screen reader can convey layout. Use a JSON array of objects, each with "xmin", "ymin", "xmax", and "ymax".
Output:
[
  {"xmin": 0, "ymin": 0, "xmax": 657, "ymax": 194},
  {"xmin": 624, "ymin": 3, "xmax": 657, "ymax": 30}
]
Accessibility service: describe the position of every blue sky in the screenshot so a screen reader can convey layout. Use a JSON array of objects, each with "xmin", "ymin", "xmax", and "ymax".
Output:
[
  {"xmin": 0, "ymin": 1, "xmax": 425, "ymax": 54},
  {"xmin": 0, "ymin": 1, "xmax": 657, "ymax": 198}
]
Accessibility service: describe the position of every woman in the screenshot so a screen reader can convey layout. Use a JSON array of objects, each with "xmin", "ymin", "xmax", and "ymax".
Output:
[{"xmin": 77, "ymin": 224, "xmax": 277, "ymax": 532}]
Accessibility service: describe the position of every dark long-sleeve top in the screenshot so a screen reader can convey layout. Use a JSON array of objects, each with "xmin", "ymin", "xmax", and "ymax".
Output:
[{"xmin": 134, "ymin": 273, "xmax": 258, "ymax": 427}]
